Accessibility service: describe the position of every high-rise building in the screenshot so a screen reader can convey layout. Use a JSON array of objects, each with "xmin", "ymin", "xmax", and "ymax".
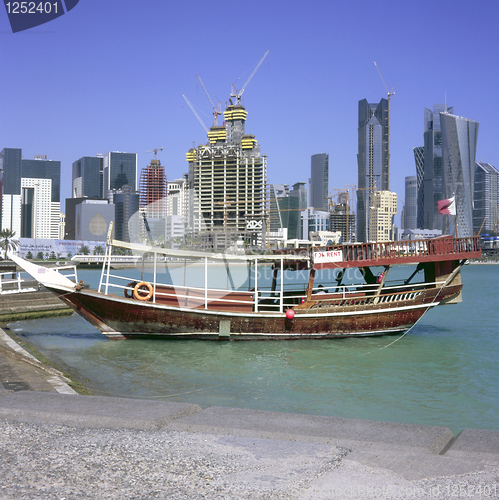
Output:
[
  {"xmin": 138, "ymin": 156, "xmax": 167, "ymax": 242},
  {"xmin": 330, "ymin": 191, "xmax": 356, "ymax": 243},
  {"xmin": 1, "ymin": 148, "xmax": 61, "ymax": 239},
  {"xmin": 167, "ymin": 176, "xmax": 189, "ymax": 218},
  {"xmin": 310, "ymin": 153, "xmax": 328, "ymax": 211},
  {"xmin": 72, "ymin": 156, "xmax": 103, "ymax": 198},
  {"xmin": 103, "ymin": 152, "xmax": 137, "ymax": 197},
  {"xmin": 357, "ymin": 98, "xmax": 389, "ymax": 242},
  {"xmin": 473, "ymin": 162, "xmax": 498, "ymax": 235},
  {"xmin": 404, "ymin": 176, "xmax": 417, "ymax": 230},
  {"xmin": 440, "ymin": 112, "xmax": 479, "ymax": 237},
  {"xmin": 186, "ymin": 103, "xmax": 266, "ymax": 247},
  {"xmin": 368, "ymin": 190, "xmax": 397, "ymax": 242},
  {"xmin": 268, "ymin": 183, "xmax": 307, "ymax": 240},
  {"xmin": 421, "ymin": 105, "xmax": 453, "ymax": 231},
  {"xmin": 1, "ymin": 148, "xmax": 23, "ymax": 234},
  {"xmin": 113, "ymin": 185, "xmax": 140, "ymax": 243},
  {"xmin": 412, "ymin": 146, "xmax": 424, "ymax": 228},
  {"xmin": 139, "ymin": 157, "xmax": 167, "ymax": 217}
]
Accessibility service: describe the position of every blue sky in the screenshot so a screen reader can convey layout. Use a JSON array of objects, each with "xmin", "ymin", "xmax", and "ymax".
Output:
[{"xmin": 1, "ymin": 0, "xmax": 498, "ymax": 226}]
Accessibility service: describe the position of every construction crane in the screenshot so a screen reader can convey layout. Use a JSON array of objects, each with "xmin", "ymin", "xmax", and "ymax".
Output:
[
  {"xmin": 145, "ymin": 147, "xmax": 163, "ymax": 161},
  {"xmin": 197, "ymin": 75, "xmax": 222, "ymax": 126},
  {"xmin": 374, "ymin": 61, "xmax": 395, "ymax": 190},
  {"xmin": 182, "ymin": 94, "xmax": 209, "ymax": 134},
  {"xmin": 213, "ymin": 197, "xmax": 265, "ymax": 228},
  {"xmin": 230, "ymin": 49, "xmax": 270, "ymax": 105}
]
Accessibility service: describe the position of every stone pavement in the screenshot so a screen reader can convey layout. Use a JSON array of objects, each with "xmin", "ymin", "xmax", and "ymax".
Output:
[{"xmin": 0, "ymin": 327, "xmax": 498, "ymax": 499}]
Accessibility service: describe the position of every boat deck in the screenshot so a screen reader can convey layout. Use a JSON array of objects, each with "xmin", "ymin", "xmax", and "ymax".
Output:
[{"xmin": 311, "ymin": 235, "xmax": 481, "ymax": 269}]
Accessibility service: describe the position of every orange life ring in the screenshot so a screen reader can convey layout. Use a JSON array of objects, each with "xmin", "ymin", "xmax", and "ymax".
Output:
[
  {"xmin": 124, "ymin": 282, "xmax": 137, "ymax": 299},
  {"xmin": 133, "ymin": 281, "xmax": 153, "ymax": 301}
]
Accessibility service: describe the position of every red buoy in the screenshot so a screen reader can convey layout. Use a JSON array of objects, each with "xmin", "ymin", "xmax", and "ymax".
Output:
[{"xmin": 286, "ymin": 309, "xmax": 295, "ymax": 319}]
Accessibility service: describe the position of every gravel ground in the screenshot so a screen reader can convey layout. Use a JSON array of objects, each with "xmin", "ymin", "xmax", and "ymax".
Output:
[
  {"xmin": 1, "ymin": 419, "xmax": 498, "ymax": 500},
  {"xmin": 0, "ymin": 419, "xmax": 347, "ymax": 500}
]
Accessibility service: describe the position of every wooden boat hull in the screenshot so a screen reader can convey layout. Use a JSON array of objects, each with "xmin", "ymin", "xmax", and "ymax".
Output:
[{"xmin": 48, "ymin": 282, "xmax": 462, "ymax": 340}]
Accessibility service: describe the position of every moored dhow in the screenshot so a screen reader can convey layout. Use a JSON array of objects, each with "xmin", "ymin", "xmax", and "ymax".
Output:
[{"xmin": 10, "ymin": 232, "xmax": 481, "ymax": 340}]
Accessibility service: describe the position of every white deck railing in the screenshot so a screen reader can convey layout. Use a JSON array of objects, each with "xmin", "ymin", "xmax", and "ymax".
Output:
[{"xmin": 0, "ymin": 264, "xmax": 78, "ymax": 295}]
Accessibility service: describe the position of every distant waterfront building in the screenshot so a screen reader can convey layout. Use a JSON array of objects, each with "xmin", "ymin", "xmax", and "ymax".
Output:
[
  {"xmin": 186, "ymin": 103, "xmax": 266, "ymax": 248},
  {"xmin": 72, "ymin": 156, "xmax": 103, "ymax": 199},
  {"xmin": 413, "ymin": 146, "xmax": 425, "ymax": 228},
  {"xmin": 357, "ymin": 98, "xmax": 389, "ymax": 242},
  {"xmin": 269, "ymin": 183, "xmax": 307, "ymax": 240},
  {"xmin": 310, "ymin": 154, "xmax": 328, "ymax": 210},
  {"xmin": 401, "ymin": 228, "xmax": 442, "ymax": 240},
  {"xmin": 404, "ymin": 176, "xmax": 417, "ymax": 230},
  {"xmin": 0, "ymin": 148, "xmax": 61, "ymax": 239},
  {"xmin": 75, "ymin": 199, "xmax": 114, "ymax": 241},
  {"xmin": 330, "ymin": 191, "xmax": 355, "ymax": 242},
  {"xmin": 166, "ymin": 215, "xmax": 185, "ymax": 248},
  {"xmin": 421, "ymin": 105, "xmax": 453, "ymax": 231},
  {"xmin": 473, "ymin": 162, "xmax": 499, "ymax": 235},
  {"xmin": 440, "ymin": 112, "xmax": 479, "ymax": 237},
  {"xmin": 368, "ymin": 190, "xmax": 397, "ymax": 242},
  {"xmin": 167, "ymin": 176, "xmax": 189, "ymax": 218},
  {"xmin": 138, "ymin": 155, "xmax": 167, "ymax": 242},
  {"xmin": 301, "ymin": 209, "xmax": 329, "ymax": 240},
  {"xmin": 139, "ymin": 156, "xmax": 167, "ymax": 217},
  {"xmin": 103, "ymin": 152, "xmax": 137, "ymax": 197},
  {"xmin": 113, "ymin": 185, "xmax": 140, "ymax": 243}
]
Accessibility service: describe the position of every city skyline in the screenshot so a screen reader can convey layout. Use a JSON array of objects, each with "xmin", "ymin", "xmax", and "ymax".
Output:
[{"xmin": 1, "ymin": 0, "xmax": 498, "ymax": 229}]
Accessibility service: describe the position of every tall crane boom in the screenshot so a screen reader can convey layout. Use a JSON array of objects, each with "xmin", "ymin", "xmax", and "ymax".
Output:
[
  {"xmin": 231, "ymin": 49, "xmax": 270, "ymax": 105},
  {"xmin": 182, "ymin": 94, "xmax": 209, "ymax": 133},
  {"xmin": 197, "ymin": 75, "xmax": 222, "ymax": 126},
  {"xmin": 374, "ymin": 61, "xmax": 394, "ymax": 191}
]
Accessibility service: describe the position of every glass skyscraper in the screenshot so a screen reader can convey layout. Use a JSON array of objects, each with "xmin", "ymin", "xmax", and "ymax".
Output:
[
  {"xmin": 1, "ymin": 148, "xmax": 61, "ymax": 238},
  {"xmin": 473, "ymin": 162, "xmax": 499, "ymax": 235},
  {"xmin": 422, "ymin": 105, "xmax": 453, "ymax": 231},
  {"xmin": 440, "ymin": 111, "xmax": 479, "ymax": 237},
  {"xmin": 72, "ymin": 156, "xmax": 103, "ymax": 198},
  {"xmin": 357, "ymin": 98, "xmax": 389, "ymax": 242},
  {"xmin": 412, "ymin": 146, "xmax": 424, "ymax": 229},
  {"xmin": 404, "ymin": 176, "xmax": 417, "ymax": 230},
  {"xmin": 310, "ymin": 153, "xmax": 328, "ymax": 211},
  {"xmin": 21, "ymin": 158, "xmax": 61, "ymax": 203},
  {"xmin": 103, "ymin": 152, "xmax": 137, "ymax": 197},
  {"xmin": 269, "ymin": 182, "xmax": 307, "ymax": 240}
]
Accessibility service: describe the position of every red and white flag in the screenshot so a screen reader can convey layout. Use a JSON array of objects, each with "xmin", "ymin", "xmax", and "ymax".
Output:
[{"xmin": 437, "ymin": 196, "xmax": 456, "ymax": 215}]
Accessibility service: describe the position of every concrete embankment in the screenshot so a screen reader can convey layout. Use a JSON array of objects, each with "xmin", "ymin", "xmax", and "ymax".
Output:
[
  {"xmin": 0, "ymin": 328, "xmax": 498, "ymax": 499},
  {"xmin": 0, "ymin": 288, "xmax": 71, "ymax": 322}
]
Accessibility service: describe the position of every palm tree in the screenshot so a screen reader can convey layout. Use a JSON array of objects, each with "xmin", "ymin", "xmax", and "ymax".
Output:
[
  {"xmin": 0, "ymin": 229, "xmax": 19, "ymax": 259},
  {"xmin": 79, "ymin": 245, "xmax": 90, "ymax": 255}
]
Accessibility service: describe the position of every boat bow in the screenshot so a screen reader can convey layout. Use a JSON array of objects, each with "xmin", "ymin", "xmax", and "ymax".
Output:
[{"xmin": 8, "ymin": 253, "xmax": 77, "ymax": 293}]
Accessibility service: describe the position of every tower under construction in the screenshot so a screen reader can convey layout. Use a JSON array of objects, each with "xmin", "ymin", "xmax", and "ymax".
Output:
[
  {"xmin": 186, "ymin": 103, "xmax": 267, "ymax": 249},
  {"xmin": 139, "ymin": 153, "xmax": 167, "ymax": 241}
]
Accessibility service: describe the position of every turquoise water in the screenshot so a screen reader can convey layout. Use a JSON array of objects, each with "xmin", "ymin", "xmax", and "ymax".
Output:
[{"xmin": 8, "ymin": 264, "xmax": 499, "ymax": 434}]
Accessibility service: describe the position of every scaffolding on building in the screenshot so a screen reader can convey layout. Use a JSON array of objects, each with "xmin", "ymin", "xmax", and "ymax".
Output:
[{"xmin": 139, "ymin": 156, "xmax": 167, "ymax": 218}]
